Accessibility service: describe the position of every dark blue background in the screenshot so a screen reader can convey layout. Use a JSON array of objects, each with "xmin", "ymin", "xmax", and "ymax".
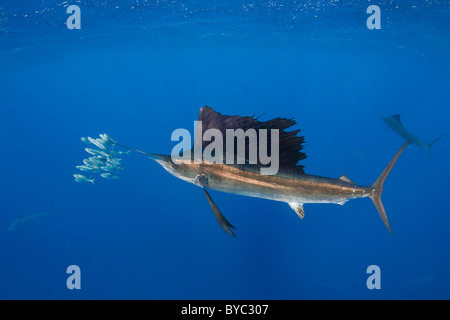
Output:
[{"xmin": 0, "ymin": 0, "xmax": 449, "ymax": 299}]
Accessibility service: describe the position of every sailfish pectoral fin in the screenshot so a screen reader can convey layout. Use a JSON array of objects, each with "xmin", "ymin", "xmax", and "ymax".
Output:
[{"xmin": 202, "ymin": 188, "xmax": 237, "ymax": 237}]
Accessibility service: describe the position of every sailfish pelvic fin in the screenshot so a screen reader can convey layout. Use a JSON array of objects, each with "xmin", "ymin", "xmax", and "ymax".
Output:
[
  {"xmin": 202, "ymin": 188, "xmax": 236, "ymax": 237},
  {"xmin": 288, "ymin": 202, "xmax": 305, "ymax": 219}
]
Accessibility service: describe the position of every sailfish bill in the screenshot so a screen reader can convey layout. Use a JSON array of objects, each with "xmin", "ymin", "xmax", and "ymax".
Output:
[{"xmin": 111, "ymin": 106, "xmax": 409, "ymax": 236}]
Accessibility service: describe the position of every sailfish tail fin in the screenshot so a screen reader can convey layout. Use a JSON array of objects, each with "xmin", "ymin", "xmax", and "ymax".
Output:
[
  {"xmin": 425, "ymin": 135, "xmax": 442, "ymax": 159},
  {"xmin": 369, "ymin": 142, "xmax": 408, "ymax": 234},
  {"xmin": 427, "ymin": 135, "xmax": 442, "ymax": 148}
]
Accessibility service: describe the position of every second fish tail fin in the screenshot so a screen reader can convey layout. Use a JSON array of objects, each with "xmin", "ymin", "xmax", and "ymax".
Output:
[
  {"xmin": 425, "ymin": 135, "xmax": 442, "ymax": 159},
  {"xmin": 369, "ymin": 142, "xmax": 409, "ymax": 234}
]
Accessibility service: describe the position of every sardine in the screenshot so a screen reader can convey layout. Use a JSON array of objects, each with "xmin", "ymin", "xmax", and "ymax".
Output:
[
  {"xmin": 83, "ymin": 159, "xmax": 100, "ymax": 167},
  {"xmin": 110, "ymin": 150, "xmax": 130, "ymax": 156},
  {"xmin": 81, "ymin": 137, "xmax": 92, "ymax": 144},
  {"xmin": 85, "ymin": 148, "xmax": 109, "ymax": 157},
  {"xmin": 106, "ymin": 161, "xmax": 122, "ymax": 168},
  {"xmin": 107, "ymin": 158, "xmax": 122, "ymax": 166},
  {"xmin": 100, "ymin": 133, "xmax": 116, "ymax": 144},
  {"xmin": 88, "ymin": 137, "xmax": 107, "ymax": 150},
  {"xmin": 73, "ymin": 174, "xmax": 95, "ymax": 184},
  {"xmin": 76, "ymin": 165, "xmax": 99, "ymax": 172},
  {"xmin": 100, "ymin": 172, "xmax": 119, "ymax": 179},
  {"xmin": 90, "ymin": 156, "xmax": 107, "ymax": 164}
]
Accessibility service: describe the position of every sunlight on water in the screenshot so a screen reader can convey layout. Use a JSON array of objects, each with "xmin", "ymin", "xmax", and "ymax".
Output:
[{"xmin": 0, "ymin": 0, "xmax": 448, "ymax": 55}]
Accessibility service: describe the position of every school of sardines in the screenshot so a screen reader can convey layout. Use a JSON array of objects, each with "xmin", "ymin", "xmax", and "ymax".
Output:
[{"xmin": 73, "ymin": 133, "xmax": 129, "ymax": 184}]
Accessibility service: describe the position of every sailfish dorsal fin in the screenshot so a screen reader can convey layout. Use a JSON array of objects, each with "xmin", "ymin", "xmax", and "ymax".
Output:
[
  {"xmin": 195, "ymin": 106, "xmax": 307, "ymax": 174},
  {"xmin": 392, "ymin": 114, "xmax": 402, "ymax": 123}
]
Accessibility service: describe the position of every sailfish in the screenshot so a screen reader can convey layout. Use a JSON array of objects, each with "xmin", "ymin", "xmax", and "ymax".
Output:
[
  {"xmin": 8, "ymin": 204, "xmax": 53, "ymax": 231},
  {"xmin": 115, "ymin": 107, "xmax": 408, "ymax": 236},
  {"xmin": 382, "ymin": 114, "xmax": 441, "ymax": 157}
]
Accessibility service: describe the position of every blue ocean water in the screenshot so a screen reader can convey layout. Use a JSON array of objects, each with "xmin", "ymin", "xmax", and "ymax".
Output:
[{"xmin": 0, "ymin": 0, "xmax": 449, "ymax": 300}]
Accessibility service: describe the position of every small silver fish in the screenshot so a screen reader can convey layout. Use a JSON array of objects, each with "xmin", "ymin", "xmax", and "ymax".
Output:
[
  {"xmin": 85, "ymin": 148, "xmax": 109, "ymax": 157},
  {"xmin": 110, "ymin": 150, "xmax": 130, "ymax": 156},
  {"xmin": 106, "ymin": 162, "xmax": 122, "ymax": 169},
  {"xmin": 76, "ymin": 165, "xmax": 99, "ymax": 172},
  {"xmin": 73, "ymin": 174, "xmax": 95, "ymax": 184},
  {"xmin": 105, "ymin": 166, "xmax": 123, "ymax": 174},
  {"xmin": 88, "ymin": 137, "xmax": 107, "ymax": 150},
  {"xmin": 83, "ymin": 159, "xmax": 98, "ymax": 167},
  {"xmin": 100, "ymin": 133, "xmax": 116, "ymax": 144},
  {"xmin": 81, "ymin": 137, "xmax": 92, "ymax": 144},
  {"xmin": 101, "ymin": 168, "xmax": 121, "ymax": 176},
  {"xmin": 100, "ymin": 172, "xmax": 119, "ymax": 179},
  {"xmin": 107, "ymin": 157, "xmax": 123, "ymax": 166},
  {"xmin": 90, "ymin": 156, "xmax": 107, "ymax": 164},
  {"xmin": 96, "ymin": 138, "xmax": 109, "ymax": 150}
]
